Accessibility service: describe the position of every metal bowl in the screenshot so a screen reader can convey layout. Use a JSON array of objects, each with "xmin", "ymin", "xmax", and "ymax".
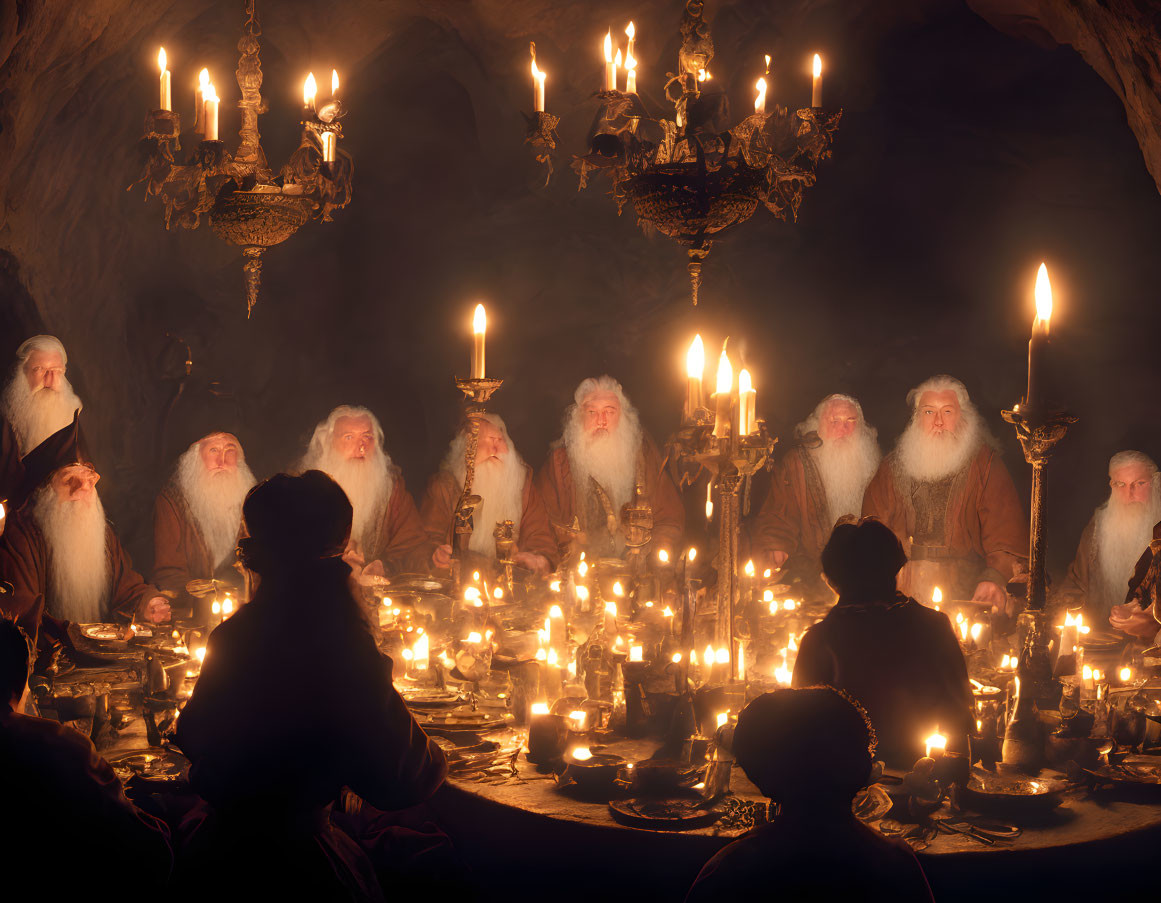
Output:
[{"xmin": 210, "ymin": 187, "xmax": 313, "ymax": 248}]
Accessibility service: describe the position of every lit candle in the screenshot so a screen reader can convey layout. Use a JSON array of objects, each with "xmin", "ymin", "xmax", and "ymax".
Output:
[
  {"xmin": 158, "ymin": 48, "xmax": 171, "ymax": 111},
  {"xmin": 625, "ymin": 21, "xmax": 636, "ymax": 60},
  {"xmin": 604, "ymin": 601, "xmax": 618, "ymax": 638},
  {"xmin": 924, "ymin": 728, "xmax": 947, "ymax": 759},
  {"xmin": 765, "ymin": 54, "xmax": 772, "ymax": 75},
  {"xmin": 604, "ymin": 31, "xmax": 616, "ymax": 91},
  {"xmin": 321, "ymin": 132, "xmax": 337, "ymax": 163},
  {"xmin": 629, "ymin": 645, "xmax": 644, "ymax": 663},
  {"xmin": 754, "ymin": 77, "xmax": 767, "ymax": 115},
  {"xmin": 548, "ymin": 603, "xmax": 566, "ymax": 650},
  {"xmin": 705, "ymin": 481, "xmax": 713, "ymax": 522},
  {"xmin": 203, "ymin": 82, "xmax": 220, "ymax": 141},
  {"xmin": 471, "ymin": 303, "xmax": 487, "ymax": 379},
  {"xmin": 811, "ymin": 53, "xmax": 823, "ymax": 107},
  {"xmin": 713, "ymin": 343, "xmax": 733, "ymax": 439},
  {"xmin": 614, "ymin": 49, "xmax": 622, "ymax": 91},
  {"xmin": 530, "ymin": 44, "xmax": 546, "ymax": 112},
  {"xmin": 304, "ymin": 71, "xmax": 317, "ymax": 116},
  {"xmin": 685, "ymin": 334, "xmax": 705, "ymax": 421},
  {"xmin": 738, "ymin": 368, "xmax": 756, "ymax": 435},
  {"xmin": 1059, "ymin": 611, "xmax": 1080, "ymax": 663},
  {"xmin": 331, "ymin": 68, "xmax": 339, "ymax": 100},
  {"xmin": 625, "ymin": 51, "xmax": 637, "ymax": 94},
  {"xmin": 1025, "ymin": 263, "xmax": 1053, "ymax": 408},
  {"xmin": 194, "ymin": 68, "xmax": 210, "ymax": 133},
  {"xmin": 931, "ymin": 586, "xmax": 942, "ymax": 611},
  {"xmin": 413, "ymin": 632, "xmax": 430, "ymax": 670}
]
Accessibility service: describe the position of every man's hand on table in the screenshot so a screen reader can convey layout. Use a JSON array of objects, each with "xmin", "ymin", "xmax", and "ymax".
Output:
[
  {"xmin": 972, "ymin": 580, "xmax": 1011, "ymax": 616},
  {"xmin": 143, "ymin": 596, "xmax": 171, "ymax": 624},
  {"xmin": 432, "ymin": 544, "xmax": 453, "ymax": 570},
  {"xmin": 1110, "ymin": 602, "xmax": 1158, "ymax": 639},
  {"xmin": 513, "ymin": 552, "xmax": 550, "ymax": 576}
]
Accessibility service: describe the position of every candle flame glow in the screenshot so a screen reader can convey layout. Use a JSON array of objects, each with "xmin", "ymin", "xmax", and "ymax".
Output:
[
  {"xmin": 614, "ymin": 49, "xmax": 622, "ymax": 68},
  {"xmin": 716, "ymin": 712, "xmax": 728, "ymax": 728},
  {"xmin": 924, "ymin": 729, "xmax": 947, "ymax": 758},
  {"xmin": 744, "ymin": 559, "xmax": 755, "ymax": 577},
  {"xmin": 204, "ymin": 82, "xmax": 219, "ymax": 104},
  {"xmin": 531, "ymin": 702, "xmax": 550, "ymax": 716},
  {"xmin": 932, "ymin": 586, "xmax": 943, "ymax": 605},
  {"xmin": 547, "ymin": 648, "xmax": 560, "ymax": 666},
  {"xmin": 613, "ymin": 581, "xmax": 624, "ymax": 597},
  {"xmin": 195, "ymin": 646, "xmax": 206, "ymax": 663},
  {"xmin": 688, "ymin": 547, "xmax": 697, "ymax": 562},
  {"xmin": 569, "ymin": 711, "xmax": 587, "ymax": 730},
  {"xmin": 626, "ymin": 21, "xmax": 635, "ymax": 40},
  {"xmin": 549, "ymin": 604, "xmax": 563, "ymax": 619},
  {"xmin": 605, "ymin": 601, "xmax": 618, "ymax": 616},
  {"xmin": 672, "ymin": 652, "xmax": 682, "ymax": 663},
  {"xmin": 716, "ymin": 345, "xmax": 733, "ymax": 395},
  {"xmin": 1120, "ymin": 666, "xmax": 1132, "ymax": 682},
  {"xmin": 658, "ymin": 548, "xmax": 670, "ymax": 564},
  {"xmin": 1035, "ymin": 263, "xmax": 1053, "ymax": 325},
  {"xmin": 158, "ymin": 47, "xmax": 167, "ymax": 72},
  {"xmin": 686, "ymin": 334, "xmax": 705, "ymax": 379},
  {"xmin": 715, "ymin": 647, "xmax": 730, "ymax": 665},
  {"xmin": 754, "ymin": 77, "xmax": 767, "ymax": 113},
  {"xmin": 765, "ymin": 54, "xmax": 771, "ymax": 73},
  {"xmin": 467, "ymin": 631, "xmax": 483, "ymax": 644},
  {"xmin": 304, "ymin": 72, "xmax": 316, "ymax": 106},
  {"xmin": 663, "ymin": 606, "xmax": 674, "ymax": 618},
  {"xmin": 331, "ymin": 68, "xmax": 340, "ymax": 96},
  {"xmin": 629, "ymin": 645, "xmax": 643, "ymax": 662},
  {"xmin": 198, "ymin": 68, "xmax": 210, "ymax": 88},
  {"xmin": 812, "ymin": 53, "xmax": 822, "ymax": 78},
  {"xmin": 473, "ymin": 303, "xmax": 487, "ymax": 335},
  {"xmin": 570, "ymin": 746, "xmax": 593, "ymax": 761},
  {"xmin": 604, "ymin": 31, "xmax": 613, "ymax": 64}
]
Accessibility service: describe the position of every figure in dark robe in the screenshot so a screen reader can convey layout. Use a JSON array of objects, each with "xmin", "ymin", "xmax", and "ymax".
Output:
[
  {"xmin": 175, "ymin": 470, "xmax": 446, "ymax": 900},
  {"xmin": 299, "ymin": 405, "xmax": 432, "ymax": 578},
  {"xmin": 536, "ymin": 375, "xmax": 684, "ymax": 560},
  {"xmin": 422, "ymin": 414, "xmax": 557, "ymax": 577},
  {"xmin": 0, "ymin": 413, "xmax": 170, "ymax": 650},
  {"xmin": 153, "ymin": 431, "xmax": 256, "ymax": 612},
  {"xmin": 0, "ymin": 335, "xmax": 84, "ymax": 513},
  {"xmin": 1109, "ymin": 519, "xmax": 1161, "ymax": 644},
  {"xmin": 686, "ymin": 687, "xmax": 933, "ymax": 903},
  {"xmin": 0, "ymin": 617, "xmax": 172, "ymax": 897},
  {"xmin": 792, "ymin": 518, "xmax": 973, "ymax": 768},
  {"xmin": 750, "ymin": 394, "xmax": 880, "ymax": 598},
  {"xmin": 862, "ymin": 375, "xmax": 1027, "ymax": 614}
]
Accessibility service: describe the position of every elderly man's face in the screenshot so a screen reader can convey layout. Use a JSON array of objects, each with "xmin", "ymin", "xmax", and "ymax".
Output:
[
  {"xmin": 582, "ymin": 390, "xmax": 621, "ymax": 438},
  {"xmin": 24, "ymin": 349, "xmax": 66, "ymax": 392},
  {"xmin": 819, "ymin": 399, "xmax": 860, "ymax": 443},
  {"xmin": 476, "ymin": 421, "xmax": 508, "ymax": 463},
  {"xmin": 199, "ymin": 433, "xmax": 241, "ymax": 476},
  {"xmin": 52, "ymin": 464, "xmax": 99, "ymax": 504},
  {"xmin": 1110, "ymin": 462, "xmax": 1154, "ymax": 505},
  {"xmin": 916, "ymin": 390, "xmax": 961, "ymax": 437},
  {"xmin": 332, "ymin": 415, "xmax": 375, "ymax": 461}
]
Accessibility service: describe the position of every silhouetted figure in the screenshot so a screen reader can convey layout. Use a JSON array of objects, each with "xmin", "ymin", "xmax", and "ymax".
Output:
[
  {"xmin": 686, "ymin": 688, "xmax": 933, "ymax": 903},
  {"xmin": 175, "ymin": 471, "xmax": 447, "ymax": 901},
  {"xmin": 0, "ymin": 615, "xmax": 172, "ymax": 898},
  {"xmin": 793, "ymin": 518, "xmax": 973, "ymax": 766}
]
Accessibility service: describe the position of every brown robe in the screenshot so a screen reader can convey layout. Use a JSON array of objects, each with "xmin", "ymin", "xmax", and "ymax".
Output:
[
  {"xmin": 152, "ymin": 485, "xmax": 243, "ymax": 608},
  {"xmin": 749, "ymin": 445, "xmax": 835, "ymax": 593},
  {"xmin": 1120, "ymin": 521, "xmax": 1161, "ymax": 640},
  {"xmin": 0, "ymin": 508, "xmax": 157, "ymax": 642},
  {"xmin": 361, "ymin": 472, "xmax": 433, "ymax": 575},
  {"xmin": 862, "ymin": 445, "xmax": 1028, "ymax": 601},
  {"xmin": 419, "ymin": 467, "xmax": 559, "ymax": 571},
  {"xmin": 0, "ymin": 415, "xmax": 24, "ymax": 513},
  {"xmin": 534, "ymin": 435, "xmax": 684, "ymax": 559}
]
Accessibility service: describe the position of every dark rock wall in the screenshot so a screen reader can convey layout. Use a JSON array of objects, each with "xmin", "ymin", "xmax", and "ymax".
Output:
[{"xmin": 2, "ymin": 0, "xmax": 1161, "ymax": 577}]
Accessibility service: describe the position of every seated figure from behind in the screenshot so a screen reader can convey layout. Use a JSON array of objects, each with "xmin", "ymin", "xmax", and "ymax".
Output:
[
  {"xmin": 175, "ymin": 471, "xmax": 447, "ymax": 900},
  {"xmin": 0, "ymin": 617, "xmax": 173, "ymax": 893},
  {"xmin": 862, "ymin": 375, "xmax": 1027, "ymax": 616},
  {"xmin": 536, "ymin": 376, "xmax": 683, "ymax": 561},
  {"xmin": 792, "ymin": 517, "xmax": 973, "ymax": 767},
  {"xmin": 153, "ymin": 431, "xmax": 256, "ymax": 614},
  {"xmin": 0, "ymin": 413, "xmax": 170, "ymax": 653},
  {"xmin": 1054, "ymin": 451, "xmax": 1160, "ymax": 629},
  {"xmin": 421, "ymin": 414, "xmax": 557, "ymax": 578},
  {"xmin": 299, "ymin": 405, "xmax": 431, "ymax": 579},
  {"xmin": 750, "ymin": 393, "xmax": 880, "ymax": 598},
  {"xmin": 686, "ymin": 686, "xmax": 934, "ymax": 903},
  {"xmin": 0, "ymin": 335, "xmax": 84, "ymax": 513}
]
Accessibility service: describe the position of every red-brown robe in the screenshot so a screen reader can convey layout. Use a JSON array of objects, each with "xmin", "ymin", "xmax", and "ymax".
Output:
[
  {"xmin": 0, "ymin": 415, "xmax": 25, "ymax": 513},
  {"xmin": 358, "ymin": 473, "xmax": 433, "ymax": 575},
  {"xmin": 419, "ymin": 467, "xmax": 559, "ymax": 572},
  {"xmin": 0, "ymin": 508, "xmax": 158, "ymax": 643},
  {"xmin": 534, "ymin": 435, "xmax": 684, "ymax": 559},
  {"xmin": 861, "ymin": 445, "xmax": 1028, "ymax": 602},
  {"xmin": 749, "ymin": 444, "xmax": 839, "ymax": 595},
  {"xmin": 152, "ymin": 485, "xmax": 243, "ymax": 609}
]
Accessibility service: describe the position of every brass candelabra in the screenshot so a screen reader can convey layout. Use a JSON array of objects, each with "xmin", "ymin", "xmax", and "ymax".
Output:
[{"xmin": 451, "ymin": 376, "xmax": 503, "ymax": 591}]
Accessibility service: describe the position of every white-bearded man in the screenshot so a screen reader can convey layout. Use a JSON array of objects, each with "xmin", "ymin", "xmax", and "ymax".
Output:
[
  {"xmin": 750, "ymin": 394, "xmax": 881, "ymax": 597},
  {"xmin": 1053, "ymin": 451, "xmax": 1161, "ymax": 626},
  {"xmin": 0, "ymin": 335, "xmax": 84, "ymax": 512},
  {"xmin": 299, "ymin": 405, "xmax": 431, "ymax": 578},
  {"xmin": 153, "ymin": 431, "xmax": 257, "ymax": 613},
  {"xmin": 862, "ymin": 375, "xmax": 1028, "ymax": 615},
  {"xmin": 535, "ymin": 376, "xmax": 684, "ymax": 560},
  {"xmin": 420, "ymin": 414, "xmax": 557, "ymax": 577},
  {"xmin": 0, "ymin": 414, "xmax": 170, "ymax": 652}
]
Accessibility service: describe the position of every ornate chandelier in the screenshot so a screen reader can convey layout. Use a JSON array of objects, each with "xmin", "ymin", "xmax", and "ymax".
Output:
[
  {"xmin": 131, "ymin": 0, "xmax": 352, "ymax": 316},
  {"xmin": 526, "ymin": 0, "xmax": 841, "ymax": 305}
]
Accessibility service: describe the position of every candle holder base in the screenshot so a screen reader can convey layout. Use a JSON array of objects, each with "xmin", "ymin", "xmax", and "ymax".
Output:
[{"xmin": 523, "ymin": 110, "xmax": 560, "ymax": 186}]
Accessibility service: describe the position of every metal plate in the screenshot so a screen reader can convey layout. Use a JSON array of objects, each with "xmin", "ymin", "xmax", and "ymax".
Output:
[{"xmin": 608, "ymin": 797, "xmax": 723, "ymax": 830}]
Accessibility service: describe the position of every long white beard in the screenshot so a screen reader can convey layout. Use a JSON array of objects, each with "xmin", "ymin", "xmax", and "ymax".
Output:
[
  {"xmin": 175, "ymin": 447, "xmax": 256, "ymax": 569},
  {"xmin": 458, "ymin": 454, "xmax": 527, "ymax": 557},
  {"xmin": 564, "ymin": 413, "xmax": 642, "ymax": 515},
  {"xmin": 2, "ymin": 375, "xmax": 83, "ymax": 454},
  {"xmin": 812, "ymin": 427, "xmax": 881, "ymax": 528},
  {"xmin": 1094, "ymin": 491, "xmax": 1161, "ymax": 608},
  {"xmin": 31, "ymin": 488, "xmax": 110, "ymax": 623},
  {"xmin": 895, "ymin": 413, "xmax": 982, "ymax": 483},
  {"xmin": 304, "ymin": 445, "xmax": 394, "ymax": 554}
]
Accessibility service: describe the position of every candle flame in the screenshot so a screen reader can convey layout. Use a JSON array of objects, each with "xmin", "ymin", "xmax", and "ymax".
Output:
[
  {"xmin": 198, "ymin": 68, "xmax": 210, "ymax": 88},
  {"xmin": 931, "ymin": 586, "xmax": 943, "ymax": 605},
  {"xmin": 690, "ymin": 648, "xmax": 698, "ymax": 666},
  {"xmin": 765, "ymin": 54, "xmax": 771, "ymax": 73},
  {"xmin": 195, "ymin": 646, "xmax": 206, "ymax": 662},
  {"xmin": 783, "ymin": 599, "xmax": 796, "ymax": 611},
  {"xmin": 716, "ymin": 712, "xmax": 728, "ymax": 728},
  {"xmin": 715, "ymin": 344, "xmax": 733, "ymax": 395},
  {"xmin": 466, "ymin": 631, "xmax": 483, "ymax": 644},
  {"xmin": 614, "ymin": 48, "xmax": 622, "ymax": 68},
  {"xmin": 1120, "ymin": 666, "xmax": 1132, "ymax": 682},
  {"xmin": 688, "ymin": 547, "xmax": 697, "ymax": 562},
  {"xmin": 604, "ymin": 31, "xmax": 613, "ymax": 64},
  {"xmin": 1034, "ymin": 262, "xmax": 1053, "ymax": 325},
  {"xmin": 304, "ymin": 71, "xmax": 316, "ymax": 105},
  {"xmin": 569, "ymin": 711, "xmax": 587, "ymax": 730},
  {"xmin": 715, "ymin": 647, "xmax": 730, "ymax": 665},
  {"xmin": 204, "ymin": 82, "xmax": 219, "ymax": 104},
  {"xmin": 531, "ymin": 701, "xmax": 550, "ymax": 716},
  {"xmin": 613, "ymin": 581, "xmax": 624, "ymax": 597},
  {"xmin": 626, "ymin": 21, "xmax": 635, "ymax": 40},
  {"xmin": 547, "ymin": 648, "xmax": 560, "ymax": 666},
  {"xmin": 686, "ymin": 334, "xmax": 704, "ymax": 379},
  {"xmin": 472, "ymin": 303, "xmax": 487, "ymax": 335},
  {"xmin": 704, "ymin": 644, "xmax": 715, "ymax": 665},
  {"xmin": 549, "ymin": 604, "xmax": 563, "ymax": 619},
  {"xmin": 658, "ymin": 548, "xmax": 670, "ymax": 564},
  {"xmin": 158, "ymin": 47, "xmax": 167, "ymax": 72},
  {"xmin": 663, "ymin": 606, "xmax": 674, "ymax": 617},
  {"xmin": 536, "ymin": 647, "xmax": 547, "ymax": 661},
  {"xmin": 578, "ymin": 560, "xmax": 589, "ymax": 577},
  {"xmin": 331, "ymin": 68, "xmax": 339, "ymax": 96},
  {"xmin": 744, "ymin": 559, "xmax": 755, "ymax": 577},
  {"xmin": 705, "ymin": 482, "xmax": 713, "ymax": 521},
  {"xmin": 672, "ymin": 652, "xmax": 682, "ymax": 663},
  {"xmin": 570, "ymin": 746, "xmax": 593, "ymax": 761},
  {"xmin": 739, "ymin": 368, "xmax": 753, "ymax": 394},
  {"xmin": 1082, "ymin": 664, "xmax": 1093, "ymax": 681},
  {"xmin": 605, "ymin": 601, "xmax": 618, "ymax": 617},
  {"xmin": 211, "ymin": 601, "xmax": 221, "ymax": 615},
  {"xmin": 629, "ymin": 645, "xmax": 643, "ymax": 662},
  {"xmin": 812, "ymin": 53, "xmax": 822, "ymax": 78},
  {"xmin": 924, "ymin": 729, "xmax": 947, "ymax": 757},
  {"xmin": 970, "ymin": 622, "xmax": 983, "ymax": 641},
  {"xmin": 754, "ymin": 77, "xmax": 767, "ymax": 113}
]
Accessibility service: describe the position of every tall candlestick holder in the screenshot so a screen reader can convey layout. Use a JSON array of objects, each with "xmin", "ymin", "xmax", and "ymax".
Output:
[
  {"xmin": 493, "ymin": 519, "xmax": 517, "ymax": 597},
  {"xmin": 452, "ymin": 376, "xmax": 504, "ymax": 592},
  {"xmin": 621, "ymin": 483, "xmax": 655, "ymax": 589},
  {"xmin": 669, "ymin": 405, "xmax": 775, "ymax": 682},
  {"xmin": 999, "ymin": 401, "xmax": 1077, "ymax": 770}
]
